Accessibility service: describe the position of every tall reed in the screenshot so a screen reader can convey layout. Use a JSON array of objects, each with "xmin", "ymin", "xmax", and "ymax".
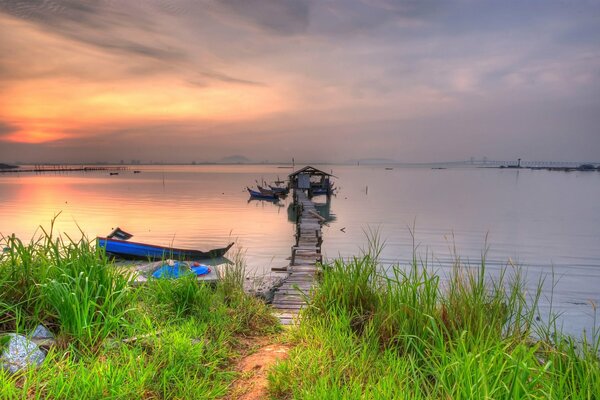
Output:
[
  {"xmin": 0, "ymin": 222, "xmax": 134, "ymax": 348},
  {"xmin": 271, "ymin": 242, "xmax": 600, "ymax": 398}
]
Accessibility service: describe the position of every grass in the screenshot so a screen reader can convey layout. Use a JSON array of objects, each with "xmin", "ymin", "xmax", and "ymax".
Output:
[
  {"xmin": 1, "ymin": 224, "xmax": 599, "ymax": 399},
  {"xmin": 0, "ymin": 225, "xmax": 279, "ymax": 399},
  {"xmin": 269, "ymin": 241, "xmax": 600, "ymax": 399}
]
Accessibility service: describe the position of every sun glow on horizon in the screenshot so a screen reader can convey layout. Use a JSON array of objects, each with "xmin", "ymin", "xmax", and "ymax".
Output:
[
  {"xmin": 0, "ymin": 14, "xmax": 290, "ymax": 145},
  {"xmin": 0, "ymin": 78, "xmax": 288, "ymax": 144}
]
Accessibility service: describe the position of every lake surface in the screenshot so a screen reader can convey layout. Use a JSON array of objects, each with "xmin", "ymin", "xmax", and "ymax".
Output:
[{"xmin": 1, "ymin": 164, "xmax": 599, "ymax": 338}]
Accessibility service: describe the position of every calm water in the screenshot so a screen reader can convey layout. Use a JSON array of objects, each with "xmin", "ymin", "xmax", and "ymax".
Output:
[{"xmin": 1, "ymin": 165, "xmax": 599, "ymax": 337}]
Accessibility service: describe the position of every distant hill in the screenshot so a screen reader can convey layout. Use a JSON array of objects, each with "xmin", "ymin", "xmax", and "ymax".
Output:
[
  {"xmin": 0, "ymin": 163, "xmax": 18, "ymax": 170},
  {"xmin": 219, "ymin": 155, "xmax": 250, "ymax": 164}
]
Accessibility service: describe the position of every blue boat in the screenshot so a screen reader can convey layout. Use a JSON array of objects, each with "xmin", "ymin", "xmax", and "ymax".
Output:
[
  {"xmin": 247, "ymin": 187, "xmax": 279, "ymax": 200},
  {"xmin": 97, "ymin": 237, "xmax": 234, "ymax": 260}
]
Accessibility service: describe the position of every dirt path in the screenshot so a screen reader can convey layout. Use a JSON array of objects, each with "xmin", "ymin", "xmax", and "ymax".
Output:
[{"xmin": 225, "ymin": 336, "xmax": 290, "ymax": 400}]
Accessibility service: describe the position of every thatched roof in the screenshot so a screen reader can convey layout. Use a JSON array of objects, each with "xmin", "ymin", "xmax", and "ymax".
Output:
[{"xmin": 288, "ymin": 166, "xmax": 336, "ymax": 178}]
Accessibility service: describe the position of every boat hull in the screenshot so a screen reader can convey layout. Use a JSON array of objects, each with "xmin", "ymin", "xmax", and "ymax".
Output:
[
  {"xmin": 97, "ymin": 238, "xmax": 234, "ymax": 260},
  {"xmin": 247, "ymin": 187, "xmax": 279, "ymax": 200}
]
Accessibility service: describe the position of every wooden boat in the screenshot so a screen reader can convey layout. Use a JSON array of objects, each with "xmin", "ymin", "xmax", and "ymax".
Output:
[
  {"xmin": 247, "ymin": 187, "xmax": 279, "ymax": 200},
  {"xmin": 268, "ymin": 184, "xmax": 289, "ymax": 195},
  {"xmin": 257, "ymin": 185, "xmax": 277, "ymax": 196},
  {"xmin": 97, "ymin": 237, "xmax": 234, "ymax": 260},
  {"xmin": 107, "ymin": 227, "xmax": 133, "ymax": 240}
]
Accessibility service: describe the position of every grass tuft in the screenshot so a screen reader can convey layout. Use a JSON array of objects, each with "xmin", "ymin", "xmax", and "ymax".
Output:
[
  {"xmin": 271, "ymin": 241, "xmax": 600, "ymax": 398},
  {"xmin": 0, "ymin": 224, "xmax": 280, "ymax": 399}
]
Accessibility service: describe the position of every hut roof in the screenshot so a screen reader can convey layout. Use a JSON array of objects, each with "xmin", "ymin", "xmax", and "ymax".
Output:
[{"xmin": 288, "ymin": 166, "xmax": 336, "ymax": 178}]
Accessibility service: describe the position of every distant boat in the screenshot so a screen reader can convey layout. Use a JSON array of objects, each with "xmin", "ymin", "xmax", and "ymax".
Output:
[
  {"xmin": 110, "ymin": 172, "xmax": 119, "ymax": 176},
  {"xmin": 97, "ymin": 237, "xmax": 234, "ymax": 260},
  {"xmin": 257, "ymin": 185, "xmax": 287, "ymax": 197},
  {"xmin": 247, "ymin": 187, "xmax": 279, "ymax": 200},
  {"xmin": 268, "ymin": 184, "xmax": 289, "ymax": 195},
  {"xmin": 133, "ymin": 170, "xmax": 141, "ymax": 174}
]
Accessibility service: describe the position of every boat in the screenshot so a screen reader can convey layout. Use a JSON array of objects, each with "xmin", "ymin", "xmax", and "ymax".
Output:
[
  {"xmin": 257, "ymin": 185, "xmax": 287, "ymax": 197},
  {"xmin": 247, "ymin": 187, "xmax": 279, "ymax": 200},
  {"xmin": 257, "ymin": 185, "xmax": 278, "ymax": 196},
  {"xmin": 97, "ymin": 237, "xmax": 234, "ymax": 260},
  {"xmin": 268, "ymin": 184, "xmax": 289, "ymax": 195},
  {"xmin": 107, "ymin": 227, "xmax": 133, "ymax": 240}
]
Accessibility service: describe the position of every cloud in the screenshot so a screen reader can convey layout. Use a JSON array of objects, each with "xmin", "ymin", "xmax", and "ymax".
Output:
[
  {"xmin": 0, "ymin": 1, "xmax": 264, "ymax": 87},
  {"xmin": 0, "ymin": 1, "xmax": 599, "ymax": 163},
  {"xmin": 0, "ymin": 121, "xmax": 18, "ymax": 139},
  {"xmin": 217, "ymin": 0, "xmax": 310, "ymax": 35},
  {"xmin": 0, "ymin": 1, "xmax": 181, "ymax": 60}
]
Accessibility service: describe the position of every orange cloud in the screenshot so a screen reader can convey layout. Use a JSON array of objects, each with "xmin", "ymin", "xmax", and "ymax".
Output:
[
  {"xmin": 0, "ymin": 14, "xmax": 291, "ymax": 145},
  {"xmin": 3, "ymin": 130, "xmax": 67, "ymax": 144},
  {"xmin": 0, "ymin": 75, "xmax": 289, "ymax": 144}
]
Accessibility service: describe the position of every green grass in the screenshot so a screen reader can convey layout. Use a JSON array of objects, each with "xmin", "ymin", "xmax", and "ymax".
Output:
[
  {"xmin": 0, "ymin": 225, "xmax": 279, "ymax": 399},
  {"xmin": 269, "ymin": 245, "xmax": 600, "ymax": 399},
  {"xmin": 2, "ymin": 224, "xmax": 599, "ymax": 399}
]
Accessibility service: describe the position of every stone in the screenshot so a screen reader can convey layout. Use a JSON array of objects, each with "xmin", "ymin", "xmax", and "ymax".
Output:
[
  {"xmin": 244, "ymin": 273, "xmax": 288, "ymax": 303},
  {"xmin": 31, "ymin": 325, "xmax": 54, "ymax": 339},
  {"xmin": 1, "ymin": 334, "xmax": 46, "ymax": 373}
]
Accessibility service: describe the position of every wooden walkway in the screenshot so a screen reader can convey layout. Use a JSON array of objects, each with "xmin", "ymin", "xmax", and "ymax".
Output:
[{"xmin": 272, "ymin": 190, "xmax": 324, "ymax": 325}]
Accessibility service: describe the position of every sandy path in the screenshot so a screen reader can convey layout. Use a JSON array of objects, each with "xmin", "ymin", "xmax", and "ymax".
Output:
[{"xmin": 225, "ymin": 337, "xmax": 290, "ymax": 400}]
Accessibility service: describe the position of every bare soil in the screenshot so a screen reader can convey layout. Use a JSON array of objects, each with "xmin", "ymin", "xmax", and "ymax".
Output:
[{"xmin": 225, "ymin": 336, "xmax": 290, "ymax": 400}]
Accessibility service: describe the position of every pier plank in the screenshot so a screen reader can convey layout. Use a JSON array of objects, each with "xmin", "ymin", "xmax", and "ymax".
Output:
[{"xmin": 273, "ymin": 189, "xmax": 327, "ymax": 323}]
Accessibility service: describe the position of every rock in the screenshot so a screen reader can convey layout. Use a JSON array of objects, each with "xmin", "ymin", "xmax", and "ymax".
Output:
[
  {"xmin": 1, "ymin": 334, "xmax": 46, "ymax": 373},
  {"xmin": 31, "ymin": 325, "xmax": 54, "ymax": 339},
  {"xmin": 244, "ymin": 273, "xmax": 288, "ymax": 303},
  {"xmin": 30, "ymin": 325, "xmax": 56, "ymax": 350}
]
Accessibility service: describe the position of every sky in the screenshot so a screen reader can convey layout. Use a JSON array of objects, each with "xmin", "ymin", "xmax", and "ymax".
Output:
[{"xmin": 0, "ymin": 0, "xmax": 599, "ymax": 164}]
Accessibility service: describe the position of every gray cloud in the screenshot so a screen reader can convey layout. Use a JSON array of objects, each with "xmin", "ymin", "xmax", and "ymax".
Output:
[
  {"xmin": 0, "ymin": 1, "xmax": 184, "ymax": 60},
  {"xmin": 0, "ymin": 0, "xmax": 264, "ymax": 86},
  {"xmin": 0, "ymin": 121, "xmax": 18, "ymax": 139},
  {"xmin": 217, "ymin": 0, "xmax": 310, "ymax": 36},
  {"xmin": 0, "ymin": 0, "xmax": 599, "ymax": 163}
]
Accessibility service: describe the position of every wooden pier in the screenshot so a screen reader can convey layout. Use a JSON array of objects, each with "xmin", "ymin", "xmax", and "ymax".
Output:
[
  {"xmin": 0, "ymin": 165, "xmax": 129, "ymax": 174},
  {"xmin": 272, "ymin": 190, "xmax": 324, "ymax": 325}
]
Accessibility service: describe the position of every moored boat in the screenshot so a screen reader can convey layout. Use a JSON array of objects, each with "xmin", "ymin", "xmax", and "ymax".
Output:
[
  {"xmin": 247, "ymin": 187, "xmax": 279, "ymax": 200},
  {"xmin": 97, "ymin": 237, "xmax": 234, "ymax": 260},
  {"xmin": 268, "ymin": 184, "xmax": 289, "ymax": 195}
]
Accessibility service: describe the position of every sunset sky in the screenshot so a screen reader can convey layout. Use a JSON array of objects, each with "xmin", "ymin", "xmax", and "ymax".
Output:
[{"xmin": 0, "ymin": 0, "xmax": 599, "ymax": 164}]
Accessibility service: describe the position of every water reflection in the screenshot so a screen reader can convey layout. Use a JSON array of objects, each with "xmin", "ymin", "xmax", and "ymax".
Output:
[{"xmin": 1, "ymin": 165, "xmax": 600, "ymax": 338}]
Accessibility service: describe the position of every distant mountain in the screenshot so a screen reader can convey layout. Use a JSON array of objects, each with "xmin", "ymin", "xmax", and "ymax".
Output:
[
  {"xmin": 219, "ymin": 155, "xmax": 251, "ymax": 164},
  {"xmin": 0, "ymin": 163, "xmax": 18, "ymax": 169}
]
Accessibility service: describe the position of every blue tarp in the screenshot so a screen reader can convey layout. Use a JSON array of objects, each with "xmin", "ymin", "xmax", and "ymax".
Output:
[{"xmin": 152, "ymin": 262, "xmax": 210, "ymax": 279}]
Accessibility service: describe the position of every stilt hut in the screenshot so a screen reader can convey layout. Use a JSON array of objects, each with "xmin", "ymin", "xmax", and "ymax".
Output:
[{"xmin": 288, "ymin": 166, "xmax": 336, "ymax": 197}]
